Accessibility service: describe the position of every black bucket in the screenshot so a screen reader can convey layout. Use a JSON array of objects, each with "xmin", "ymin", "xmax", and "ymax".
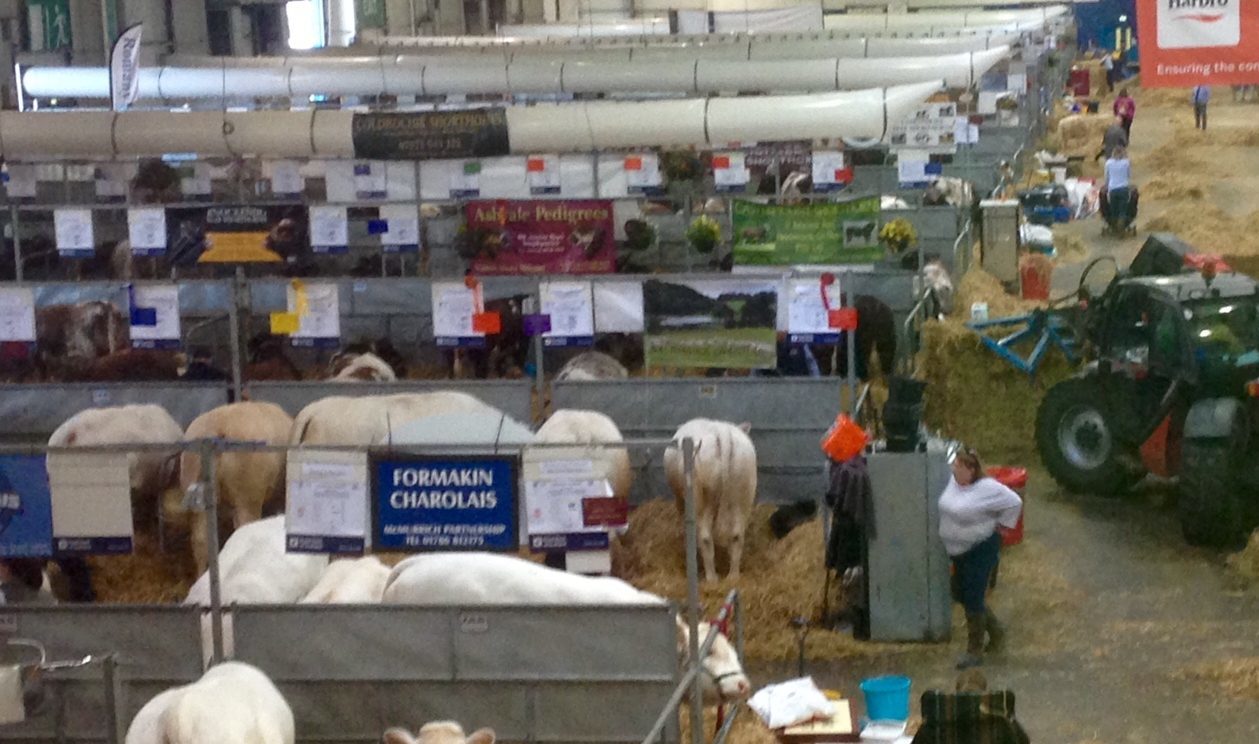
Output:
[{"xmin": 887, "ymin": 377, "xmax": 928, "ymax": 407}]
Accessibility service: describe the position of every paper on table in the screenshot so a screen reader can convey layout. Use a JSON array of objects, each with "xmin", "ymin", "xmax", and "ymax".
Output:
[{"xmin": 747, "ymin": 677, "xmax": 835, "ymax": 730}]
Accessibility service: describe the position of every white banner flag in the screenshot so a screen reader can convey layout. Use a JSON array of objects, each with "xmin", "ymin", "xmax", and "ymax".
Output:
[{"xmin": 109, "ymin": 24, "xmax": 144, "ymax": 112}]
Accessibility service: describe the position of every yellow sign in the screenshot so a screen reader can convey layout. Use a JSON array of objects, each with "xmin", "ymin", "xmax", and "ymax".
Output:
[
  {"xmin": 199, "ymin": 231, "xmax": 283, "ymax": 263},
  {"xmin": 269, "ymin": 312, "xmax": 300, "ymax": 335}
]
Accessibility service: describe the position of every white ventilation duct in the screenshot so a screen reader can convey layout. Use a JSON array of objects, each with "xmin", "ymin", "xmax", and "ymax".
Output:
[
  {"xmin": 822, "ymin": 5, "xmax": 1066, "ymax": 31},
  {"xmin": 23, "ymin": 46, "xmax": 1005, "ymax": 100},
  {"xmin": 0, "ymin": 81, "xmax": 943, "ymax": 159}
]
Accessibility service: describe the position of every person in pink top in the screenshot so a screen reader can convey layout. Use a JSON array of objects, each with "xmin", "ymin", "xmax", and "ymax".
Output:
[{"xmin": 1114, "ymin": 87, "xmax": 1136, "ymax": 138}]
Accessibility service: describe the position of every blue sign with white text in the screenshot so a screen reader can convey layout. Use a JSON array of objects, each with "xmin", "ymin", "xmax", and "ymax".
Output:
[
  {"xmin": 372, "ymin": 455, "xmax": 518, "ymax": 552},
  {"xmin": 0, "ymin": 455, "xmax": 53, "ymax": 558}
]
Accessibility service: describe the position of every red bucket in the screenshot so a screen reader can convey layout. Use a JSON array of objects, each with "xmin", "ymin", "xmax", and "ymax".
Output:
[{"xmin": 986, "ymin": 467, "xmax": 1027, "ymax": 547}]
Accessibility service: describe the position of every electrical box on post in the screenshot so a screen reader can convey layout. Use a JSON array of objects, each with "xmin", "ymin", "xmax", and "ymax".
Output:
[{"xmin": 979, "ymin": 199, "xmax": 1022, "ymax": 288}]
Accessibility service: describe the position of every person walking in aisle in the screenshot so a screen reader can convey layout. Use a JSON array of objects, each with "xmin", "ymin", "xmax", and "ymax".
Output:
[
  {"xmin": 1192, "ymin": 84, "xmax": 1211, "ymax": 130},
  {"xmin": 1114, "ymin": 87, "xmax": 1136, "ymax": 138}
]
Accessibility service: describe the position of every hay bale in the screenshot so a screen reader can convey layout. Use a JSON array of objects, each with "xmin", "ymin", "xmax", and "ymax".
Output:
[
  {"xmin": 679, "ymin": 707, "xmax": 779, "ymax": 744},
  {"xmin": 951, "ymin": 267, "xmax": 1042, "ymax": 321},
  {"xmin": 1226, "ymin": 529, "xmax": 1259, "ymax": 580},
  {"xmin": 1057, "ymin": 114, "xmax": 1113, "ymax": 158},
  {"xmin": 1144, "ymin": 203, "xmax": 1252, "ymax": 254},
  {"xmin": 1053, "ymin": 233, "xmax": 1089, "ymax": 263},
  {"xmin": 1141, "ymin": 174, "xmax": 1207, "ymax": 201},
  {"xmin": 918, "ymin": 320, "xmax": 1073, "ymax": 462},
  {"xmin": 617, "ymin": 501, "xmax": 886, "ymax": 662},
  {"xmin": 1178, "ymin": 658, "xmax": 1259, "ymax": 700}
]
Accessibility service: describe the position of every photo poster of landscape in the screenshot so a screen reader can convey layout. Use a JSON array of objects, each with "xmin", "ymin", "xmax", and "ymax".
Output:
[{"xmin": 643, "ymin": 278, "xmax": 778, "ymax": 370}]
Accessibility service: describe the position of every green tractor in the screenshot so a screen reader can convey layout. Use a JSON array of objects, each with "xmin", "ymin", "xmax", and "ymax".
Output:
[{"xmin": 1036, "ymin": 235, "xmax": 1259, "ymax": 547}]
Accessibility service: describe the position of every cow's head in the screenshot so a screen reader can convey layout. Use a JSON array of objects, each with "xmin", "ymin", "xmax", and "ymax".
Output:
[
  {"xmin": 676, "ymin": 618, "xmax": 752, "ymax": 704},
  {"xmin": 383, "ymin": 722, "xmax": 496, "ymax": 744}
]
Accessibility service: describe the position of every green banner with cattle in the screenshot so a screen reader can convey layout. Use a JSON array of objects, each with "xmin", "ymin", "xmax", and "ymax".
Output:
[{"xmin": 732, "ymin": 197, "xmax": 882, "ymax": 266}]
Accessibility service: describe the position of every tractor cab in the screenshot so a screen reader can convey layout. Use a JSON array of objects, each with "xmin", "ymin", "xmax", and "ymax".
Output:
[{"xmin": 1037, "ymin": 234, "xmax": 1259, "ymax": 547}]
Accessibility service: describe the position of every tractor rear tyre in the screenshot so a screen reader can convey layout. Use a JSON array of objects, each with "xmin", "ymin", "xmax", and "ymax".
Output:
[
  {"xmin": 1036, "ymin": 377, "xmax": 1144, "ymax": 495},
  {"xmin": 1178, "ymin": 439, "xmax": 1246, "ymax": 548}
]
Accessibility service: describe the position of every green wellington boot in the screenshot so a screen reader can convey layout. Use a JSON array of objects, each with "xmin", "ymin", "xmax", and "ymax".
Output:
[{"xmin": 956, "ymin": 612, "xmax": 986, "ymax": 669}]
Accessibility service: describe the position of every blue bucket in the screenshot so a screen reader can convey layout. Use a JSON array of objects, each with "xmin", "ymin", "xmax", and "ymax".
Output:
[{"xmin": 860, "ymin": 675, "xmax": 912, "ymax": 722}]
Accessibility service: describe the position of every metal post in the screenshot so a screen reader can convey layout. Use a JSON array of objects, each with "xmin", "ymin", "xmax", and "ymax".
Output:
[
  {"xmin": 11, "ymin": 204, "xmax": 22, "ymax": 283},
  {"xmin": 201, "ymin": 439, "xmax": 225, "ymax": 664},
  {"xmin": 844, "ymin": 271, "xmax": 858, "ymax": 415},
  {"xmin": 530, "ymin": 293, "xmax": 545, "ymax": 425},
  {"xmin": 681, "ymin": 437, "xmax": 703, "ymax": 744},
  {"xmin": 103, "ymin": 654, "xmax": 121, "ymax": 744},
  {"xmin": 228, "ymin": 269, "xmax": 245, "ymax": 403},
  {"xmin": 479, "ymin": 0, "xmax": 491, "ymax": 34}
]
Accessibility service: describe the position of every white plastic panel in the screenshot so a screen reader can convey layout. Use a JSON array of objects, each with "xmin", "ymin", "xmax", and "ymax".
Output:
[
  {"xmin": 417, "ymin": 160, "xmax": 454, "ymax": 201},
  {"xmin": 220, "ymin": 67, "xmax": 293, "ymax": 99},
  {"xmin": 562, "ymin": 60, "xmax": 696, "ymax": 94},
  {"xmin": 23, "ymin": 67, "xmax": 110, "ymax": 98},
  {"xmin": 310, "ymin": 109, "xmax": 355, "ymax": 158},
  {"xmin": 0, "ymin": 112, "xmax": 116, "ymax": 158},
  {"xmin": 386, "ymin": 161, "xmax": 418, "ymax": 200},
  {"xmin": 224, "ymin": 110, "xmax": 316, "ymax": 158},
  {"xmin": 478, "ymin": 157, "xmax": 530, "ymax": 198},
  {"xmin": 595, "ymin": 154, "xmax": 629, "ymax": 198},
  {"xmin": 559, "ymin": 155, "xmax": 598, "ymax": 198},
  {"xmin": 114, "ymin": 111, "xmax": 232, "ymax": 157},
  {"xmin": 584, "ymin": 99, "xmax": 708, "ymax": 149},
  {"xmin": 750, "ymin": 39, "xmax": 865, "ymax": 60},
  {"xmin": 631, "ymin": 43, "xmax": 751, "ymax": 62},
  {"xmin": 425, "ymin": 59, "xmax": 511, "ymax": 96},
  {"xmin": 290, "ymin": 60, "xmax": 386, "ymax": 97},
  {"xmin": 381, "ymin": 59, "xmax": 426, "ymax": 95},
  {"xmin": 323, "ymin": 160, "xmax": 357, "ymax": 203},
  {"xmin": 707, "ymin": 89, "xmax": 885, "ymax": 145},
  {"xmin": 696, "ymin": 59, "xmax": 835, "ymax": 93}
]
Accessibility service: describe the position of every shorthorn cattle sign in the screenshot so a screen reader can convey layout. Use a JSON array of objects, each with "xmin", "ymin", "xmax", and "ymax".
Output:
[{"xmin": 1137, "ymin": 0, "xmax": 1259, "ymax": 86}]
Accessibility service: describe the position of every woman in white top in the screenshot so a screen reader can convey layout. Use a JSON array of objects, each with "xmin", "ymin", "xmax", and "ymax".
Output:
[
  {"xmin": 938, "ymin": 446, "xmax": 1022, "ymax": 669},
  {"xmin": 1101, "ymin": 145, "xmax": 1137, "ymax": 228}
]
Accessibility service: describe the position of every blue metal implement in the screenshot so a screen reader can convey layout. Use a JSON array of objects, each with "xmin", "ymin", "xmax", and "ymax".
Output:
[{"xmin": 965, "ymin": 309, "xmax": 1080, "ymax": 375}]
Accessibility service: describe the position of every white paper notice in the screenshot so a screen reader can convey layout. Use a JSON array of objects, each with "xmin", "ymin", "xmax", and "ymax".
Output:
[
  {"xmin": 47, "ymin": 452, "xmax": 134, "ymax": 554},
  {"xmin": 130, "ymin": 285, "xmax": 181, "ymax": 349},
  {"xmin": 0, "ymin": 288, "xmax": 36, "ymax": 342},
  {"xmin": 1008, "ymin": 73, "xmax": 1027, "ymax": 93},
  {"xmin": 897, "ymin": 154, "xmax": 930, "ymax": 186},
  {"xmin": 527, "ymin": 155, "xmax": 562, "ymax": 195},
  {"xmin": 4, "ymin": 164, "xmax": 37, "ymax": 198},
  {"xmin": 541, "ymin": 281, "xmax": 595, "ymax": 341},
  {"xmin": 290, "ymin": 282, "xmax": 341, "ymax": 344},
  {"xmin": 432, "ymin": 281, "xmax": 482, "ymax": 340},
  {"xmin": 54, "ymin": 209, "xmax": 94, "ymax": 255},
  {"xmin": 354, "ymin": 161, "xmax": 387, "ymax": 199},
  {"xmin": 450, "ymin": 163, "xmax": 482, "ymax": 198},
  {"xmin": 593, "ymin": 282, "xmax": 645, "ymax": 333},
  {"xmin": 309, "ymin": 205, "xmax": 349, "ymax": 252},
  {"xmin": 285, "ymin": 452, "xmax": 368, "ymax": 554},
  {"xmin": 625, "ymin": 153, "xmax": 663, "ymax": 193},
  {"xmin": 713, "ymin": 152, "xmax": 750, "ymax": 191},
  {"xmin": 953, "ymin": 117, "xmax": 977, "ymax": 145},
  {"xmin": 786, "ymin": 278, "xmax": 842, "ymax": 336},
  {"xmin": 268, "ymin": 160, "xmax": 305, "ymax": 195},
  {"xmin": 811, "ymin": 150, "xmax": 848, "ymax": 190},
  {"xmin": 128, "ymin": 208, "xmax": 167, "ymax": 255},
  {"xmin": 378, "ymin": 203, "xmax": 421, "ymax": 250},
  {"xmin": 525, "ymin": 478, "xmax": 614, "ymax": 536},
  {"xmin": 180, "ymin": 163, "xmax": 213, "ymax": 197}
]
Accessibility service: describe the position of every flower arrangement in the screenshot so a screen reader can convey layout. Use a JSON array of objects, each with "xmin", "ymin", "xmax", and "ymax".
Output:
[
  {"xmin": 878, "ymin": 219, "xmax": 918, "ymax": 254},
  {"xmin": 686, "ymin": 215, "xmax": 721, "ymax": 254}
]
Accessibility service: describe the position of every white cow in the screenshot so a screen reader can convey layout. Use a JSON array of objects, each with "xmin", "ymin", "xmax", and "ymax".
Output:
[
  {"xmin": 125, "ymin": 662, "xmax": 294, "ymax": 744},
  {"xmin": 48, "ymin": 404, "xmax": 184, "ymax": 524},
  {"xmin": 174, "ymin": 402, "xmax": 295, "ymax": 575},
  {"xmin": 921, "ymin": 259, "xmax": 955, "ymax": 318},
  {"xmin": 554, "ymin": 351, "xmax": 629, "ymax": 382},
  {"xmin": 382, "ymin": 553, "xmax": 751, "ymax": 704},
  {"xmin": 534, "ymin": 409, "xmax": 633, "ymax": 503},
  {"xmin": 290, "ymin": 392, "xmax": 496, "ymax": 446},
  {"xmin": 300, "ymin": 556, "xmax": 391, "ymax": 603},
  {"xmin": 184, "ymin": 516, "xmax": 328, "ymax": 662},
  {"xmin": 329, "ymin": 352, "xmax": 398, "ymax": 382},
  {"xmin": 384, "ymin": 721, "xmax": 496, "ymax": 744},
  {"xmin": 663, "ymin": 419, "xmax": 758, "ymax": 584}
]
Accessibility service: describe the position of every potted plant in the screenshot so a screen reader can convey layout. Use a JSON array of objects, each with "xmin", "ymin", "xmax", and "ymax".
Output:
[
  {"xmin": 686, "ymin": 215, "xmax": 721, "ymax": 254},
  {"xmin": 624, "ymin": 219, "xmax": 657, "ymax": 253},
  {"xmin": 879, "ymin": 218, "xmax": 918, "ymax": 257}
]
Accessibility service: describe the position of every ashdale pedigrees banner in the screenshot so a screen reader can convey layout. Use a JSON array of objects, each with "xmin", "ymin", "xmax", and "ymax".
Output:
[{"xmin": 1137, "ymin": 0, "xmax": 1259, "ymax": 86}]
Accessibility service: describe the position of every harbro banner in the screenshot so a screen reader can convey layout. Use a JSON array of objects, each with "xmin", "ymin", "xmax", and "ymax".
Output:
[
  {"xmin": 732, "ymin": 197, "xmax": 882, "ymax": 266},
  {"xmin": 1136, "ymin": 0, "xmax": 1259, "ymax": 86}
]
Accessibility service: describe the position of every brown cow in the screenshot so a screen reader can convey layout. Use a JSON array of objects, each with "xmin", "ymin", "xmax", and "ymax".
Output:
[
  {"xmin": 35, "ymin": 301, "xmax": 128, "ymax": 379},
  {"xmin": 59, "ymin": 349, "xmax": 182, "ymax": 382}
]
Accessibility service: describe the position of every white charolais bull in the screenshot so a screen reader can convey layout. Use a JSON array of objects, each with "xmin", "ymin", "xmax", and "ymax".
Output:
[
  {"xmin": 382, "ymin": 552, "xmax": 751, "ymax": 704},
  {"xmin": 300, "ymin": 556, "xmax": 391, "ymax": 604},
  {"xmin": 48, "ymin": 404, "xmax": 184, "ymax": 525},
  {"xmin": 554, "ymin": 351, "xmax": 629, "ymax": 382},
  {"xmin": 664, "ymin": 419, "xmax": 758, "ymax": 584},
  {"xmin": 124, "ymin": 661, "xmax": 294, "ymax": 744},
  {"xmin": 185, "ymin": 516, "xmax": 328, "ymax": 662},
  {"xmin": 330, "ymin": 352, "xmax": 398, "ymax": 382},
  {"xmin": 174, "ymin": 401, "xmax": 294, "ymax": 575},
  {"xmin": 290, "ymin": 392, "xmax": 496, "ymax": 446},
  {"xmin": 534, "ymin": 409, "xmax": 633, "ymax": 503},
  {"xmin": 384, "ymin": 721, "xmax": 496, "ymax": 744}
]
